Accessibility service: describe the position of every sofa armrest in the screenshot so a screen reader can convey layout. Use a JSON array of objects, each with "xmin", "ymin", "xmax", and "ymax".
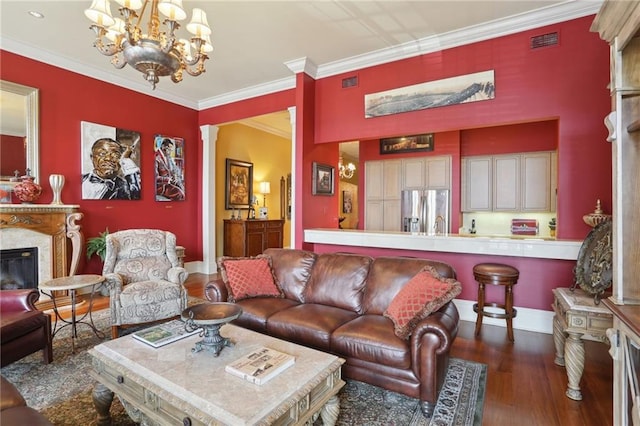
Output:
[
  {"xmin": 410, "ymin": 301, "xmax": 459, "ymax": 405},
  {"xmin": 411, "ymin": 302, "xmax": 459, "ymax": 355},
  {"xmin": 204, "ymin": 279, "xmax": 229, "ymax": 302},
  {"xmin": 167, "ymin": 266, "xmax": 188, "ymax": 285},
  {"xmin": 103, "ymin": 273, "xmax": 124, "ymax": 296},
  {"xmin": 0, "ymin": 289, "xmax": 39, "ymax": 313}
]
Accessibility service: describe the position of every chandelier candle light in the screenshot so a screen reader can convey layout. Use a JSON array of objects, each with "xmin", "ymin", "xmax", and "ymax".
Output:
[
  {"xmin": 339, "ymin": 155, "xmax": 356, "ymax": 179},
  {"xmin": 85, "ymin": 0, "xmax": 213, "ymax": 89}
]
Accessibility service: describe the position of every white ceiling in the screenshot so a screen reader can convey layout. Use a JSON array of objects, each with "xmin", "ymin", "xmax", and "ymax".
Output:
[{"xmin": 0, "ymin": 1, "xmax": 602, "ymax": 112}]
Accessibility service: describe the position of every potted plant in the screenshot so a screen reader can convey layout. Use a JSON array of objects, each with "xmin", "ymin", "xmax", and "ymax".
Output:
[
  {"xmin": 86, "ymin": 228, "xmax": 109, "ymax": 262},
  {"xmin": 86, "ymin": 228, "xmax": 110, "ymax": 296}
]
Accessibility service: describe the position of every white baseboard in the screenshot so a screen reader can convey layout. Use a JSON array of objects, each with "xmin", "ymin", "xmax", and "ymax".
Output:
[
  {"xmin": 453, "ymin": 299, "xmax": 554, "ymax": 335},
  {"xmin": 184, "ymin": 260, "xmax": 208, "ymax": 274}
]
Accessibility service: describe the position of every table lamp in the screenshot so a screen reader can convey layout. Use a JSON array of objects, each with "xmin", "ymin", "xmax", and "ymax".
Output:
[{"xmin": 258, "ymin": 181, "xmax": 270, "ymax": 219}]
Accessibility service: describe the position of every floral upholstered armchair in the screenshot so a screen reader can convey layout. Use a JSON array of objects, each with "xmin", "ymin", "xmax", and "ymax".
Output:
[{"xmin": 103, "ymin": 229, "xmax": 188, "ymax": 338}]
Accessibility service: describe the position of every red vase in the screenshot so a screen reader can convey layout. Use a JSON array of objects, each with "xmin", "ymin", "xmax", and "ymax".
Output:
[{"xmin": 14, "ymin": 173, "xmax": 42, "ymax": 203}]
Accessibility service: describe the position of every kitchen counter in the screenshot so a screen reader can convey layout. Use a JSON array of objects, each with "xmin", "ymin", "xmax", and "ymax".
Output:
[{"xmin": 304, "ymin": 229, "xmax": 583, "ymax": 260}]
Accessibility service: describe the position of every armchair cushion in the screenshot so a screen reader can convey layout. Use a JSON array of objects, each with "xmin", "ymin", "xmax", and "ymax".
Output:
[
  {"xmin": 218, "ymin": 256, "xmax": 283, "ymax": 303},
  {"xmin": 384, "ymin": 266, "xmax": 462, "ymax": 339}
]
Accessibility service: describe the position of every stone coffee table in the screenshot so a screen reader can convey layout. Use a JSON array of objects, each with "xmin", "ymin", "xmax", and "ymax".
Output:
[{"xmin": 89, "ymin": 323, "xmax": 345, "ymax": 425}]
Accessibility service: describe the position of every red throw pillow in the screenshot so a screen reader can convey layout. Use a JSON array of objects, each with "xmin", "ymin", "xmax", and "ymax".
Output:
[
  {"xmin": 217, "ymin": 255, "xmax": 283, "ymax": 302},
  {"xmin": 384, "ymin": 266, "xmax": 462, "ymax": 339}
]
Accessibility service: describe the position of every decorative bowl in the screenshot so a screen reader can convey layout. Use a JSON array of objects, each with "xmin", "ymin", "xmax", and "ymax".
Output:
[{"xmin": 181, "ymin": 303, "xmax": 242, "ymax": 356}]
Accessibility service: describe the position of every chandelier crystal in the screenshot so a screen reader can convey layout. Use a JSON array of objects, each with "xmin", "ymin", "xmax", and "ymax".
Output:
[
  {"xmin": 85, "ymin": 0, "xmax": 212, "ymax": 89},
  {"xmin": 339, "ymin": 155, "xmax": 356, "ymax": 179}
]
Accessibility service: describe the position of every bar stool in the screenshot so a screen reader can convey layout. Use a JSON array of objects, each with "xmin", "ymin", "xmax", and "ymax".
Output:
[{"xmin": 473, "ymin": 263, "xmax": 519, "ymax": 341}]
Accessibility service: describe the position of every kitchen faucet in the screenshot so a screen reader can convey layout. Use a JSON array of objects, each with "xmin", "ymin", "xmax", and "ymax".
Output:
[{"xmin": 434, "ymin": 215, "xmax": 446, "ymax": 235}]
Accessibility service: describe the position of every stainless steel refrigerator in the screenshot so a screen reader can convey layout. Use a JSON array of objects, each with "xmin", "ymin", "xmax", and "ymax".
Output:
[{"xmin": 401, "ymin": 189, "xmax": 450, "ymax": 234}]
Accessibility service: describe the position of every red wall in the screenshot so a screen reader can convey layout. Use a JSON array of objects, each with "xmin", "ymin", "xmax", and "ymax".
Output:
[
  {"xmin": 308, "ymin": 16, "xmax": 611, "ymax": 241},
  {"xmin": 0, "ymin": 51, "xmax": 202, "ymax": 273}
]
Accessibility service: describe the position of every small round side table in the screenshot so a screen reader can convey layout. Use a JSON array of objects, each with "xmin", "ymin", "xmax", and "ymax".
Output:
[{"xmin": 40, "ymin": 274, "xmax": 106, "ymax": 352}]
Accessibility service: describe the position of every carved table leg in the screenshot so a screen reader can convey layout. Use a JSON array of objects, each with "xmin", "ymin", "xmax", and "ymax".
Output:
[
  {"xmin": 92, "ymin": 383, "xmax": 114, "ymax": 426},
  {"xmin": 320, "ymin": 395, "xmax": 340, "ymax": 426},
  {"xmin": 564, "ymin": 331, "xmax": 585, "ymax": 400},
  {"xmin": 553, "ymin": 314, "xmax": 566, "ymax": 366}
]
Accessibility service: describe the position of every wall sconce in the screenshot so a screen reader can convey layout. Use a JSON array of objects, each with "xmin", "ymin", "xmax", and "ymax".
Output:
[{"xmin": 258, "ymin": 181, "xmax": 271, "ymax": 219}]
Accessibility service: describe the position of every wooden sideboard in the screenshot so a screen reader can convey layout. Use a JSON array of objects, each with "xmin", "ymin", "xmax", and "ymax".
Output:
[{"xmin": 223, "ymin": 219, "xmax": 284, "ymax": 257}]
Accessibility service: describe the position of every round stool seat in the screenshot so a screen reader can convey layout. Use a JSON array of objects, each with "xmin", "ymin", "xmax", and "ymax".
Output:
[
  {"xmin": 472, "ymin": 263, "xmax": 519, "ymax": 341},
  {"xmin": 473, "ymin": 263, "xmax": 519, "ymax": 285}
]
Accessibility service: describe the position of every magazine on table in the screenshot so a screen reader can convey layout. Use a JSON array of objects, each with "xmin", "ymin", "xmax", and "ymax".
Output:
[
  {"xmin": 225, "ymin": 347, "xmax": 295, "ymax": 385},
  {"xmin": 131, "ymin": 320, "xmax": 200, "ymax": 348}
]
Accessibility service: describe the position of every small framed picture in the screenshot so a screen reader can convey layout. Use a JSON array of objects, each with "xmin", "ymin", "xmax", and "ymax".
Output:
[
  {"xmin": 342, "ymin": 190, "xmax": 353, "ymax": 213},
  {"xmin": 225, "ymin": 158, "xmax": 253, "ymax": 209},
  {"xmin": 312, "ymin": 162, "xmax": 334, "ymax": 196}
]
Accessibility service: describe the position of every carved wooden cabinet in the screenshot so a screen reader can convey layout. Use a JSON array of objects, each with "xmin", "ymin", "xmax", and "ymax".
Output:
[
  {"xmin": 592, "ymin": 2, "xmax": 640, "ymax": 424},
  {"xmin": 223, "ymin": 219, "xmax": 284, "ymax": 257}
]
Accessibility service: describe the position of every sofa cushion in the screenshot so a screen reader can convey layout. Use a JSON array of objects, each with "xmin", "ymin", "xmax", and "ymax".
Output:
[
  {"xmin": 363, "ymin": 257, "xmax": 457, "ymax": 315},
  {"xmin": 0, "ymin": 311, "xmax": 48, "ymax": 344},
  {"xmin": 234, "ymin": 297, "xmax": 300, "ymax": 332},
  {"xmin": 263, "ymin": 248, "xmax": 317, "ymax": 302},
  {"xmin": 384, "ymin": 266, "xmax": 462, "ymax": 339},
  {"xmin": 302, "ymin": 253, "xmax": 372, "ymax": 314},
  {"xmin": 266, "ymin": 304, "xmax": 358, "ymax": 350},
  {"xmin": 331, "ymin": 315, "xmax": 411, "ymax": 369},
  {"xmin": 218, "ymin": 256, "xmax": 283, "ymax": 303}
]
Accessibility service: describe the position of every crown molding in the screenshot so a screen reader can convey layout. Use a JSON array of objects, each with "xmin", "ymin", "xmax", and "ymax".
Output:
[
  {"xmin": 197, "ymin": 76, "xmax": 296, "ymax": 110},
  {"xmin": 238, "ymin": 118, "xmax": 291, "ymax": 139},
  {"xmin": 0, "ymin": 36, "xmax": 198, "ymax": 109},
  {"xmin": 315, "ymin": 1, "xmax": 603, "ymax": 80}
]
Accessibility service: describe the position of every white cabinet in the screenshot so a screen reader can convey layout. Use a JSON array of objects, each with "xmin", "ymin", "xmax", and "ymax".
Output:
[
  {"xmin": 383, "ymin": 160, "xmax": 402, "ymax": 199},
  {"xmin": 461, "ymin": 156, "xmax": 492, "ymax": 211},
  {"xmin": 493, "ymin": 155, "xmax": 520, "ymax": 211},
  {"xmin": 402, "ymin": 156, "xmax": 451, "ymax": 189},
  {"xmin": 426, "ymin": 156, "xmax": 451, "ymax": 189},
  {"xmin": 365, "ymin": 160, "xmax": 401, "ymax": 231},
  {"xmin": 462, "ymin": 152, "xmax": 555, "ymax": 212},
  {"xmin": 402, "ymin": 158, "xmax": 425, "ymax": 188},
  {"xmin": 521, "ymin": 152, "xmax": 553, "ymax": 211}
]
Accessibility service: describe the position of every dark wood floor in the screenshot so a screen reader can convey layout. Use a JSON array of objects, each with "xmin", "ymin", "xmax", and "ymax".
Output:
[{"xmin": 78, "ymin": 273, "xmax": 614, "ymax": 426}]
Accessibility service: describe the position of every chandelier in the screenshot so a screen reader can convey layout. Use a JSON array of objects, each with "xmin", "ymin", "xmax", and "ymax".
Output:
[
  {"xmin": 85, "ymin": 0, "xmax": 212, "ymax": 89},
  {"xmin": 339, "ymin": 155, "xmax": 356, "ymax": 179}
]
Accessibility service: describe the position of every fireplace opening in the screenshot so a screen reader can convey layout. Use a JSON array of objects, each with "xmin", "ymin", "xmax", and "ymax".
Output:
[{"xmin": 0, "ymin": 247, "xmax": 39, "ymax": 290}]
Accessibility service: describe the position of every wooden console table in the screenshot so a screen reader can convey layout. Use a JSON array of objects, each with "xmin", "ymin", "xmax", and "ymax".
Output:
[
  {"xmin": 552, "ymin": 287, "xmax": 613, "ymax": 400},
  {"xmin": 223, "ymin": 219, "xmax": 284, "ymax": 257}
]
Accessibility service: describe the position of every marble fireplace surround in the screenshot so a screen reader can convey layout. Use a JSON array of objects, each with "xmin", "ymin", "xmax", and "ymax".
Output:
[{"xmin": 0, "ymin": 204, "xmax": 83, "ymax": 301}]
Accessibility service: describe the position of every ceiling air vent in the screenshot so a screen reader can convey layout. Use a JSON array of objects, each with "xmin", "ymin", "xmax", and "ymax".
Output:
[
  {"xmin": 342, "ymin": 76, "xmax": 358, "ymax": 88},
  {"xmin": 530, "ymin": 32, "xmax": 559, "ymax": 49}
]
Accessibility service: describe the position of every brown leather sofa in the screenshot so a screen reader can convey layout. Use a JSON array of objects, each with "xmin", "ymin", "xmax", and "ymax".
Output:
[
  {"xmin": 0, "ymin": 289, "xmax": 53, "ymax": 368},
  {"xmin": 1, "ymin": 376, "xmax": 53, "ymax": 425},
  {"xmin": 205, "ymin": 248, "xmax": 460, "ymax": 417}
]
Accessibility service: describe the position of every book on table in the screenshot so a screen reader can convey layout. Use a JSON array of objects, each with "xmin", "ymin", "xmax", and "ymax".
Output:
[
  {"xmin": 225, "ymin": 347, "xmax": 296, "ymax": 385},
  {"xmin": 131, "ymin": 320, "xmax": 200, "ymax": 348}
]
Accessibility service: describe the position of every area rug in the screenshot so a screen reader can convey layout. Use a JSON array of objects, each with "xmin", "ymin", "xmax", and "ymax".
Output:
[{"xmin": 1, "ymin": 304, "xmax": 486, "ymax": 426}]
